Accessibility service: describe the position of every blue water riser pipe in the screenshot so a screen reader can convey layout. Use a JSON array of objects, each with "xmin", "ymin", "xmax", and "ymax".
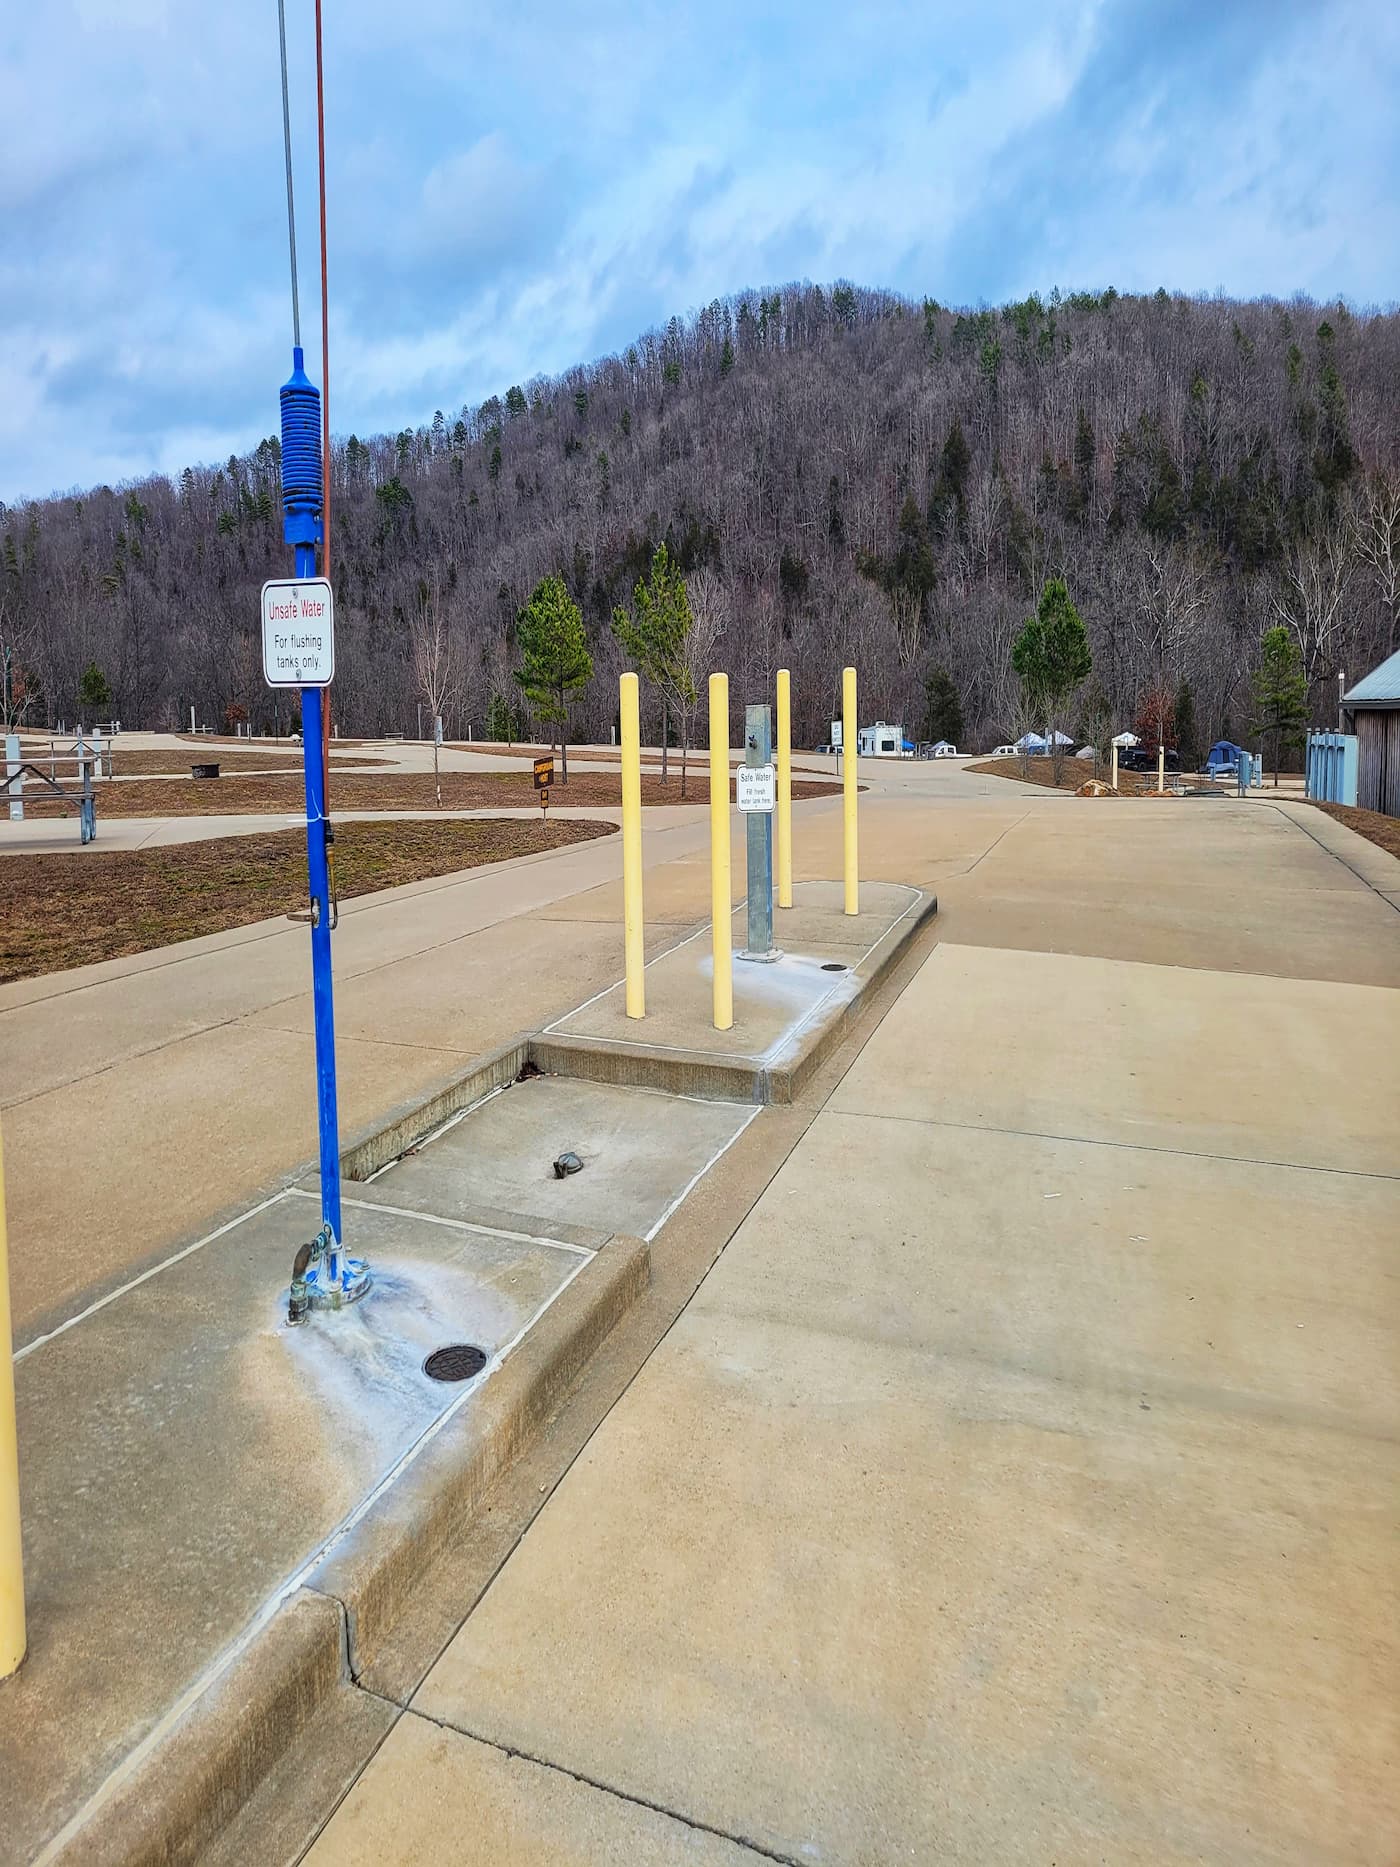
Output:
[{"xmin": 281, "ymin": 346, "xmax": 369, "ymax": 1313}]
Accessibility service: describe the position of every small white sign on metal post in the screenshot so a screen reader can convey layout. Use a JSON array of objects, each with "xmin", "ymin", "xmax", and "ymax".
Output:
[
  {"xmin": 736, "ymin": 763, "xmax": 776, "ymax": 813},
  {"xmin": 261, "ymin": 578, "xmax": 335, "ymax": 687}
]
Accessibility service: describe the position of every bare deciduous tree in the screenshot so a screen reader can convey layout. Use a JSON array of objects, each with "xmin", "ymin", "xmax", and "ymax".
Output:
[
  {"xmin": 1349, "ymin": 469, "xmax": 1400, "ymax": 656},
  {"xmin": 1268, "ymin": 527, "xmax": 1353, "ymax": 694},
  {"xmin": 409, "ymin": 577, "xmax": 462, "ymax": 806}
]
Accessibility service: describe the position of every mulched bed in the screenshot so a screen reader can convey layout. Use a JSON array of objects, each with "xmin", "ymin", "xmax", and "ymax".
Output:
[{"xmin": 0, "ymin": 817, "xmax": 616, "ymax": 983}]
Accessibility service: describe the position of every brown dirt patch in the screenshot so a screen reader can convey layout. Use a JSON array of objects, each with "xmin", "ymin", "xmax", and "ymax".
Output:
[
  {"xmin": 968, "ymin": 756, "xmax": 1221, "ymax": 796},
  {"xmin": 15, "ymin": 768, "xmax": 840, "ymax": 819},
  {"xmin": 1305, "ymin": 801, "xmax": 1400, "ymax": 861},
  {"xmin": 0, "ymin": 817, "xmax": 616, "ymax": 983},
  {"xmin": 446, "ymin": 743, "xmax": 833, "ymax": 774},
  {"xmin": 105, "ymin": 749, "xmax": 389, "ymax": 776}
]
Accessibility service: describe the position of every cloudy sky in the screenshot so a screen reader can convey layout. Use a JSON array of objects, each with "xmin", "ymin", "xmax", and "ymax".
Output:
[{"xmin": 2, "ymin": 0, "xmax": 1396, "ymax": 504}]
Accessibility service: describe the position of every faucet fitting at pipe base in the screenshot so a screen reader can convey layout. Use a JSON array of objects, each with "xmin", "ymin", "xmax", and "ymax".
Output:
[{"xmin": 288, "ymin": 1224, "xmax": 371, "ymax": 1323}]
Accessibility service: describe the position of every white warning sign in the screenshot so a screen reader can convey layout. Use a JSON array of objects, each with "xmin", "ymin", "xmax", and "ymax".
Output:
[
  {"xmin": 261, "ymin": 578, "xmax": 335, "ymax": 687},
  {"xmin": 737, "ymin": 763, "xmax": 776, "ymax": 812}
]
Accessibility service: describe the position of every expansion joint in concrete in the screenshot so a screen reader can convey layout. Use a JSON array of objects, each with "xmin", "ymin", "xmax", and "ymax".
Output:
[
  {"xmin": 400, "ymin": 1706, "xmax": 805, "ymax": 1866},
  {"xmin": 833, "ymin": 1104, "xmax": 1400, "ymax": 1182}
]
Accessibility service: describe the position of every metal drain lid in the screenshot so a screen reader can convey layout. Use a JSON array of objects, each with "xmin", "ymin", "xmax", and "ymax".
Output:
[
  {"xmin": 423, "ymin": 1344, "xmax": 488, "ymax": 1383},
  {"xmin": 821, "ymin": 961, "xmax": 848, "ymax": 972}
]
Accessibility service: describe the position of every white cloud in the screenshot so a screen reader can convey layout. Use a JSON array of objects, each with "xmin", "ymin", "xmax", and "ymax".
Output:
[{"xmin": 1, "ymin": 0, "xmax": 1395, "ymax": 502}]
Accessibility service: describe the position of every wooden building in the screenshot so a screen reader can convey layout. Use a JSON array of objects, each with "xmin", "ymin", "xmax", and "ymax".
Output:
[{"xmin": 1342, "ymin": 649, "xmax": 1400, "ymax": 816}]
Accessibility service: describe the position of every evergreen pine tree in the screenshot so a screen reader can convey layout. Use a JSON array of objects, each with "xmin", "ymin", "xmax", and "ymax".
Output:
[
  {"xmin": 922, "ymin": 667, "xmax": 963, "ymax": 746},
  {"xmin": 1251, "ymin": 626, "xmax": 1308, "ymax": 784},
  {"xmin": 515, "ymin": 575, "xmax": 593, "ymax": 782}
]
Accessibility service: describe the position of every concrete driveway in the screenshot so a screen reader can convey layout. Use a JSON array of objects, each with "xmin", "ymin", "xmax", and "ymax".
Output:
[{"xmin": 305, "ymin": 794, "xmax": 1400, "ymax": 1865}]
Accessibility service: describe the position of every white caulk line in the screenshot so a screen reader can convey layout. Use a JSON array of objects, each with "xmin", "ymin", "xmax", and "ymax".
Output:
[
  {"xmin": 286, "ymin": 1184, "xmax": 596, "ymax": 1259},
  {"xmin": 643, "ymin": 1103, "xmax": 763, "ymax": 1241},
  {"xmin": 30, "ymin": 1252, "xmax": 593, "ymax": 1867},
  {"xmin": 15, "ymin": 1187, "xmax": 295, "ymax": 1364}
]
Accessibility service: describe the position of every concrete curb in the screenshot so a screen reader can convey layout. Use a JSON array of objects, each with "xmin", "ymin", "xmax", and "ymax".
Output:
[
  {"xmin": 42, "ymin": 1234, "xmax": 650, "ymax": 1867},
  {"xmin": 338, "ymin": 1035, "xmax": 531, "ymax": 1182},
  {"xmin": 529, "ymin": 889, "xmax": 938, "ymax": 1105},
  {"xmin": 305, "ymin": 1232, "xmax": 651, "ymax": 1676},
  {"xmin": 330, "ymin": 891, "xmax": 938, "ymax": 1188},
  {"xmin": 47, "ymin": 1591, "xmax": 344, "ymax": 1867}
]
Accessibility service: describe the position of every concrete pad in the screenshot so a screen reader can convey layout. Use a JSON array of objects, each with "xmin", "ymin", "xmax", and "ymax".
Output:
[
  {"xmin": 5, "ymin": 1021, "xmax": 476, "ymax": 1341},
  {"xmin": 686, "ymin": 1109, "xmax": 1400, "ymax": 1437},
  {"xmin": 983, "ymin": 803, "xmax": 1370, "ymax": 894},
  {"xmin": 245, "ymin": 912, "xmax": 687, "ymax": 1055},
  {"xmin": 829, "ymin": 942, "xmax": 1400, "ymax": 1173},
  {"xmin": 0, "ymin": 1193, "xmax": 587, "ymax": 1862},
  {"xmin": 305, "ymin": 1712, "xmax": 765, "ymax": 1865},
  {"xmin": 938, "ymin": 868, "xmax": 1400, "ymax": 987},
  {"xmin": 549, "ymin": 880, "xmax": 922, "ymax": 1065},
  {"xmin": 534, "ymin": 850, "xmax": 743, "ymax": 924},
  {"xmin": 415, "ymin": 1305, "xmax": 1397, "ymax": 1866},
  {"xmin": 367, "ymin": 1077, "xmax": 758, "ymax": 1244},
  {"xmin": 0, "ymin": 934, "xmax": 314, "ymax": 1108}
]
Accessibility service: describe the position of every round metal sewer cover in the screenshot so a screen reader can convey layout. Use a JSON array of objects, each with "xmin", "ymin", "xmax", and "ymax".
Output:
[
  {"xmin": 423, "ymin": 1344, "xmax": 488, "ymax": 1383},
  {"xmin": 821, "ymin": 961, "xmax": 848, "ymax": 972}
]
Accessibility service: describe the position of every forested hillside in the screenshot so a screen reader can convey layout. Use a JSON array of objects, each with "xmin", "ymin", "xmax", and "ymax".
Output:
[{"xmin": 4, "ymin": 283, "xmax": 1398, "ymax": 753}]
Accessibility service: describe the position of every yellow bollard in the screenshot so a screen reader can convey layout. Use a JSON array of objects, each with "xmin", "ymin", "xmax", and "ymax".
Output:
[
  {"xmin": 842, "ymin": 665, "xmax": 858, "ymax": 915},
  {"xmin": 709, "ymin": 673, "xmax": 733, "ymax": 1031},
  {"xmin": 0, "ymin": 1126, "xmax": 25, "ymax": 1681},
  {"xmin": 620, "ymin": 673, "xmax": 645, "ymax": 1018},
  {"xmin": 775, "ymin": 667, "xmax": 792, "ymax": 910}
]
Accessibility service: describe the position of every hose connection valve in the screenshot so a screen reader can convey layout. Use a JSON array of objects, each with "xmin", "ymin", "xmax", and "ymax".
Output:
[{"xmin": 288, "ymin": 1223, "xmax": 371, "ymax": 1324}]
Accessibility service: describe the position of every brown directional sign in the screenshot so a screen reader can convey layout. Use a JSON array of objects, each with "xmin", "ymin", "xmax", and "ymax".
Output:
[{"xmin": 533, "ymin": 756, "xmax": 554, "ymax": 789}]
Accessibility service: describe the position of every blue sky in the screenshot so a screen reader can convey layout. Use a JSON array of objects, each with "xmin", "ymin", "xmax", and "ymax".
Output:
[{"xmin": 2, "ymin": 0, "xmax": 1396, "ymax": 503}]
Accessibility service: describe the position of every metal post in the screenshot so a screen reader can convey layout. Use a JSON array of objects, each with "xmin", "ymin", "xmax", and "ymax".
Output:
[
  {"xmin": 1110, "ymin": 741, "xmax": 1119, "ymax": 791},
  {"xmin": 741, "ymin": 704, "xmax": 779, "ymax": 961},
  {"xmin": 297, "ymin": 589, "xmax": 342, "ymax": 1266},
  {"xmin": 1157, "ymin": 743, "xmax": 1165, "ymax": 794},
  {"xmin": 0, "ymin": 1125, "xmax": 25, "ymax": 1680},
  {"xmin": 279, "ymin": 345, "xmax": 366, "ymax": 1308},
  {"xmin": 842, "ymin": 666, "xmax": 858, "ymax": 915},
  {"xmin": 620, "ymin": 673, "xmax": 645, "ymax": 1018},
  {"xmin": 775, "ymin": 668, "xmax": 792, "ymax": 909},
  {"xmin": 80, "ymin": 758, "xmax": 95, "ymax": 845},
  {"xmin": 5, "ymin": 734, "xmax": 20, "ymax": 824},
  {"xmin": 709, "ymin": 674, "xmax": 733, "ymax": 1030}
]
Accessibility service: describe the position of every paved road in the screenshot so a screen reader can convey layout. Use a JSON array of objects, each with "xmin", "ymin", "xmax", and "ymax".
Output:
[{"xmin": 295, "ymin": 789, "xmax": 1400, "ymax": 1867}]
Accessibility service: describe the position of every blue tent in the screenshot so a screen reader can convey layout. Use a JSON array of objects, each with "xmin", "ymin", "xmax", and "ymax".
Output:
[{"xmin": 1205, "ymin": 740, "xmax": 1248, "ymax": 773}]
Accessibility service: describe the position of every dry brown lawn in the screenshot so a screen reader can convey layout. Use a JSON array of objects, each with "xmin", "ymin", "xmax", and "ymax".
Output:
[
  {"xmin": 447, "ymin": 741, "xmax": 833, "ymax": 773},
  {"xmin": 1306, "ymin": 800, "xmax": 1400, "ymax": 861},
  {"xmin": 16, "ymin": 767, "xmax": 840, "ymax": 819},
  {"xmin": 106, "ymin": 749, "xmax": 389, "ymax": 776},
  {"xmin": 968, "ymin": 756, "xmax": 1220, "ymax": 796},
  {"xmin": 0, "ymin": 817, "xmax": 615, "ymax": 983}
]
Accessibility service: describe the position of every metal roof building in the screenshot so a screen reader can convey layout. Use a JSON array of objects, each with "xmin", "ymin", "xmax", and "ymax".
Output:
[{"xmin": 1341, "ymin": 648, "xmax": 1400, "ymax": 816}]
